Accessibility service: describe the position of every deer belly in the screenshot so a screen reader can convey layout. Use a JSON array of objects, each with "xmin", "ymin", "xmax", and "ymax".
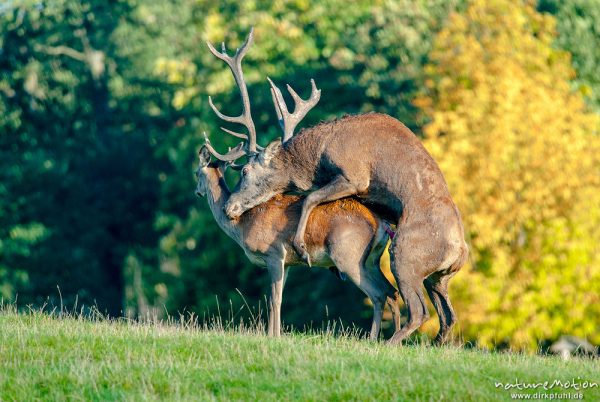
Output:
[
  {"xmin": 284, "ymin": 244, "xmax": 334, "ymax": 267},
  {"xmin": 310, "ymin": 247, "xmax": 335, "ymax": 267}
]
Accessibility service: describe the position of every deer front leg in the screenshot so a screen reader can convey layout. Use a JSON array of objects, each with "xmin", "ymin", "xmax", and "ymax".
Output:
[
  {"xmin": 294, "ymin": 175, "xmax": 359, "ymax": 265},
  {"xmin": 266, "ymin": 257, "xmax": 286, "ymax": 337}
]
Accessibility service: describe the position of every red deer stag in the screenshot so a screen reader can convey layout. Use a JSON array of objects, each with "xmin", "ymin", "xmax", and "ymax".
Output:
[
  {"xmin": 196, "ymin": 146, "xmax": 401, "ymax": 339},
  {"xmin": 206, "ymin": 28, "xmax": 468, "ymax": 345}
]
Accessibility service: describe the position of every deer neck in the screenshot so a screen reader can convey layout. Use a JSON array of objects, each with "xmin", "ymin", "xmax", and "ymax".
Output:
[
  {"xmin": 204, "ymin": 171, "xmax": 243, "ymax": 245},
  {"xmin": 279, "ymin": 140, "xmax": 320, "ymax": 191},
  {"xmin": 275, "ymin": 129, "xmax": 328, "ymax": 192}
]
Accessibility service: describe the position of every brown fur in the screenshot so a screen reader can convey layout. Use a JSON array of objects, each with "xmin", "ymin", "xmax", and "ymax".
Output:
[
  {"xmin": 241, "ymin": 194, "xmax": 379, "ymax": 262},
  {"xmin": 225, "ymin": 112, "xmax": 469, "ymax": 344}
]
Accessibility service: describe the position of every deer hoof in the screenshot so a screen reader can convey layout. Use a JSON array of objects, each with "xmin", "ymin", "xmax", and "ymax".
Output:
[{"xmin": 293, "ymin": 240, "xmax": 311, "ymax": 267}]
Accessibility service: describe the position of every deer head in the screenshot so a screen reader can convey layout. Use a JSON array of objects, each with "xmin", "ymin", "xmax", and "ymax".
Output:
[
  {"xmin": 196, "ymin": 145, "xmax": 230, "ymax": 198},
  {"xmin": 195, "ymin": 146, "xmax": 212, "ymax": 197},
  {"xmin": 203, "ymin": 28, "xmax": 321, "ymax": 219},
  {"xmin": 224, "ymin": 138, "xmax": 287, "ymax": 219}
]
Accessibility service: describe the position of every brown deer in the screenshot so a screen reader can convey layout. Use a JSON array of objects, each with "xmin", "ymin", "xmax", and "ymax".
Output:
[
  {"xmin": 195, "ymin": 146, "xmax": 401, "ymax": 339},
  {"xmin": 205, "ymin": 29, "xmax": 468, "ymax": 345}
]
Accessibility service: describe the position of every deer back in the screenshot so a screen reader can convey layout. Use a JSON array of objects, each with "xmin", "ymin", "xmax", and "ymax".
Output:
[{"xmin": 239, "ymin": 194, "xmax": 384, "ymax": 265}]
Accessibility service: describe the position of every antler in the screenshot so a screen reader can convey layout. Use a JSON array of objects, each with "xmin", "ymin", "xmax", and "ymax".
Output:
[
  {"xmin": 206, "ymin": 28, "xmax": 258, "ymax": 160},
  {"xmin": 203, "ymin": 132, "xmax": 246, "ymax": 162},
  {"xmin": 267, "ymin": 77, "xmax": 321, "ymax": 142}
]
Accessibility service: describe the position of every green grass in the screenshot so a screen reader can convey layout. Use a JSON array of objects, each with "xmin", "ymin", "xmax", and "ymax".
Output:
[{"xmin": 0, "ymin": 309, "xmax": 598, "ymax": 401}]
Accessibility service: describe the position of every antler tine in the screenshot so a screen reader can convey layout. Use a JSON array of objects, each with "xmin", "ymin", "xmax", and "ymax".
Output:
[
  {"xmin": 267, "ymin": 77, "xmax": 321, "ymax": 142},
  {"xmin": 268, "ymin": 77, "xmax": 289, "ymax": 135},
  {"xmin": 270, "ymin": 87, "xmax": 285, "ymax": 131},
  {"xmin": 203, "ymin": 138, "xmax": 246, "ymax": 162},
  {"xmin": 203, "ymin": 131, "xmax": 245, "ymax": 162},
  {"xmin": 227, "ymin": 161, "xmax": 245, "ymax": 171},
  {"xmin": 219, "ymin": 126, "xmax": 247, "ymax": 140},
  {"xmin": 206, "ymin": 28, "xmax": 258, "ymax": 156},
  {"xmin": 208, "ymin": 96, "xmax": 246, "ymax": 125},
  {"xmin": 218, "ymin": 127, "xmax": 264, "ymax": 150}
]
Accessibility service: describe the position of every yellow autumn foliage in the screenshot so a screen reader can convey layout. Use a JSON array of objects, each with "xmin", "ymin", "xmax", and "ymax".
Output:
[
  {"xmin": 154, "ymin": 58, "xmax": 198, "ymax": 109},
  {"xmin": 416, "ymin": 0, "xmax": 600, "ymax": 350}
]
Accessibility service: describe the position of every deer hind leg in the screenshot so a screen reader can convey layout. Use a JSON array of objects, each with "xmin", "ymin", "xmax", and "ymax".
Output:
[
  {"xmin": 294, "ymin": 175, "xmax": 358, "ymax": 266},
  {"xmin": 365, "ymin": 241, "xmax": 402, "ymax": 336},
  {"xmin": 386, "ymin": 239, "xmax": 430, "ymax": 345},
  {"xmin": 368, "ymin": 290, "xmax": 386, "ymax": 341},
  {"xmin": 330, "ymin": 254, "xmax": 387, "ymax": 341},
  {"xmin": 356, "ymin": 271, "xmax": 388, "ymax": 341},
  {"xmin": 367, "ymin": 271, "xmax": 400, "ymax": 339},
  {"xmin": 266, "ymin": 257, "xmax": 286, "ymax": 337},
  {"xmin": 424, "ymin": 271, "xmax": 456, "ymax": 344},
  {"xmin": 386, "ymin": 275, "xmax": 429, "ymax": 345},
  {"xmin": 387, "ymin": 292, "xmax": 401, "ymax": 333}
]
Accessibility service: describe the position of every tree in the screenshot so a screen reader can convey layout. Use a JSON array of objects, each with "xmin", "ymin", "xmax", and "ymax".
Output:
[
  {"xmin": 0, "ymin": 0, "xmax": 176, "ymax": 315},
  {"xmin": 417, "ymin": 0, "xmax": 600, "ymax": 350}
]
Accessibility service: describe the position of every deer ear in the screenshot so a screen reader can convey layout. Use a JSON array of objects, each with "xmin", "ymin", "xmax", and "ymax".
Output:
[
  {"xmin": 199, "ymin": 146, "xmax": 211, "ymax": 167},
  {"xmin": 260, "ymin": 139, "xmax": 282, "ymax": 165}
]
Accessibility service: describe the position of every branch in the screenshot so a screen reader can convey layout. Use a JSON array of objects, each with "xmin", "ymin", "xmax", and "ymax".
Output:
[{"xmin": 34, "ymin": 44, "xmax": 86, "ymax": 62}]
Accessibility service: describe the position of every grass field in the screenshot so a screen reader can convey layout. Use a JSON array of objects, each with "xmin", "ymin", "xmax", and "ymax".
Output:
[{"xmin": 0, "ymin": 308, "xmax": 598, "ymax": 401}]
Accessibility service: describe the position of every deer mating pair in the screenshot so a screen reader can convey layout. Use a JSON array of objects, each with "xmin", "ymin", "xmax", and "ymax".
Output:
[{"xmin": 196, "ymin": 28, "xmax": 468, "ymax": 344}]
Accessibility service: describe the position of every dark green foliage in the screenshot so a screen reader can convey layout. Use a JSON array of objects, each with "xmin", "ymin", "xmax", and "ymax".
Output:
[{"xmin": 0, "ymin": 0, "xmax": 176, "ymax": 315}]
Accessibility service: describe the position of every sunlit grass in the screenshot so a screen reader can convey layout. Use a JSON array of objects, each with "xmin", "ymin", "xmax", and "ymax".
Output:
[{"xmin": 0, "ymin": 305, "xmax": 598, "ymax": 401}]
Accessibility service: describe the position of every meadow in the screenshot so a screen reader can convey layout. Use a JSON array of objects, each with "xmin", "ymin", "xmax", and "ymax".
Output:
[{"xmin": 1, "ymin": 307, "xmax": 598, "ymax": 401}]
